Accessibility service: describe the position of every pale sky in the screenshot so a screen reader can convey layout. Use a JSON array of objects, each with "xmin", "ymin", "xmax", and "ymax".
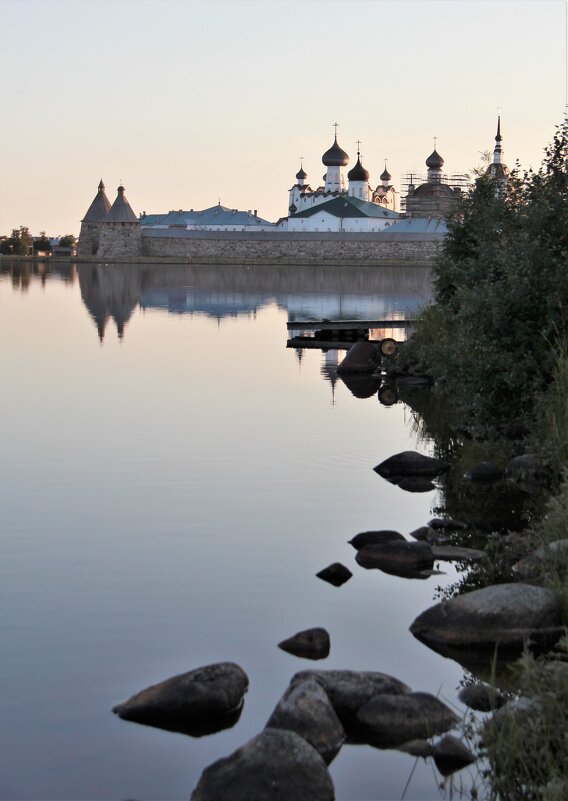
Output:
[{"xmin": 0, "ymin": 0, "xmax": 565, "ymax": 235}]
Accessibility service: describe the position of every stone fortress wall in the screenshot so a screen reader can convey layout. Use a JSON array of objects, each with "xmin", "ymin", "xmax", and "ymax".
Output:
[{"xmin": 137, "ymin": 230, "xmax": 441, "ymax": 264}]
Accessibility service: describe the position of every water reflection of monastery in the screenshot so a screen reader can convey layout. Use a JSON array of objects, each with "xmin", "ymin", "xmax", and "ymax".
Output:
[
  {"xmin": 78, "ymin": 262, "xmax": 431, "ymax": 399},
  {"xmin": 78, "ymin": 263, "xmax": 431, "ymax": 337}
]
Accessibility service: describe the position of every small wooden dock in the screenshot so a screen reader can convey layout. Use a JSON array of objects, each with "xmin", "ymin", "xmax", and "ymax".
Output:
[{"xmin": 286, "ymin": 318, "xmax": 413, "ymax": 332}]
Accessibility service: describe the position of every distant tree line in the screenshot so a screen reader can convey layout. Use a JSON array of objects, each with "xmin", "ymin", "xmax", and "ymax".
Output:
[{"xmin": 0, "ymin": 228, "xmax": 76, "ymax": 255}]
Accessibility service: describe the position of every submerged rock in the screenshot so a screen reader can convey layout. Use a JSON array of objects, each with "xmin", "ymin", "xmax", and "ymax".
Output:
[
  {"xmin": 464, "ymin": 461, "xmax": 503, "ymax": 484},
  {"xmin": 265, "ymin": 679, "xmax": 345, "ymax": 764},
  {"xmin": 428, "ymin": 518, "xmax": 468, "ymax": 531},
  {"xmin": 338, "ymin": 373, "xmax": 381, "ymax": 398},
  {"xmin": 112, "ymin": 662, "xmax": 248, "ymax": 736},
  {"xmin": 409, "ymin": 526, "xmax": 451, "ymax": 546},
  {"xmin": 289, "ymin": 670, "xmax": 410, "ymax": 727},
  {"xmin": 430, "ymin": 545, "xmax": 486, "ymax": 562},
  {"xmin": 278, "ymin": 628, "xmax": 330, "ymax": 660},
  {"xmin": 394, "ymin": 476, "xmax": 436, "ymax": 493},
  {"xmin": 356, "ymin": 692, "xmax": 459, "ymax": 747},
  {"xmin": 505, "ymin": 454, "xmax": 547, "ymax": 482},
  {"xmin": 190, "ymin": 728, "xmax": 335, "ymax": 801},
  {"xmin": 432, "ymin": 735, "xmax": 476, "ymax": 776},
  {"xmin": 397, "ymin": 739, "xmax": 433, "ymax": 758},
  {"xmin": 336, "ymin": 341, "xmax": 381, "ymax": 375},
  {"xmin": 410, "ymin": 583, "xmax": 563, "ymax": 653},
  {"xmin": 458, "ymin": 683, "xmax": 507, "ymax": 712},
  {"xmin": 316, "ymin": 563, "xmax": 352, "ymax": 587},
  {"xmin": 355, "ymin": 540, "xmax": 434, "ymax": 573},
  {"xmin": 374, "ymin": 451, "xmax": 450, "ymax": 479},
  {"xmin": 349, "ymin": 530, "xmax": 404, "ymax": 550}
]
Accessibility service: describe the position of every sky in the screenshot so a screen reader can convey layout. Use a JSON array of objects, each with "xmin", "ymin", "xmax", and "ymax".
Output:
[{"xmin": 0, "ymin": 0, "xmax": 566, "ymax": 235}]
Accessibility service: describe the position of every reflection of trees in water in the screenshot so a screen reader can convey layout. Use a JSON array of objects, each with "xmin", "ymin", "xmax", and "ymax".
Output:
[{"xmin": 1, "ymin": 261, "xmax": 76, "ymax": 290}]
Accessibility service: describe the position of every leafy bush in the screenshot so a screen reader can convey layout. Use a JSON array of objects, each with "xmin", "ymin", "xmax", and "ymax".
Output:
[{"xmin": 411, "ymin": 120, "xmax": 568, "ymax": 428}]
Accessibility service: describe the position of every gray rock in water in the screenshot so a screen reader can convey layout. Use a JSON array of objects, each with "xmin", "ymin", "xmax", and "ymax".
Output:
[
  {"xmin": 289, "ymin": 670, "xmax": 410, "ymax": 726},
  {"xmin": 349, "ymin": 530, "xmax": 405, "ymax": 550},
  {"xmin": 265, "ymin": 679, "xmax": 345, "ymax": 764},
  {"xmin": 458, "ymin": 684, "xmax": 507, "ymax": 712},
  {"xmin": 374, "ymin": 451, "xmax": 450, "ymax": 479},
  {"xmin": 428, "ymin": 518, "xmax": 468, "ymax": 531},
  {"xmin": 336, "ymin": 340, "xmax": 381, "ymax": 375},
  {"xmin": 279, "ymin": 628, "xmax": 330, "ymax": 660},
  {"xmin": 316, "ymin": 563, "xmax": 352, "ymax": 587},
  {"xmin": 357, "ymin": 692, "xmax": 459, "ymax": 747},
  {"xmin": 190, "ymin": 728, "xmax": 335, "ymax": 801},
  {"xmin": 432, "ymin": 735, "xmax": 476, "ymax": 776},
  {"xmin": 112, "ymin": 662, "xmax": 248, "ymax": 736},
  {"xmin": 410, "ymin": 583, "xmax": 563, "ymax": 653},
  {"xmin": 397, "ymin": 739, "xmax": 433, "ymax": 758},
  {"xmin": 464, "ymin": 461, "xmax": 503, "ymax": 484},
  {"xmin": 356, "ymin": 540, "xmax": 434, "ymax": 572},
  {"xmin": 409, "ymin": 526, "xmax": 451, "ymax": 545},
  {"xmin": 395, "ymin": 476, "xmax": 436, "ymax": 493},
  {"xmin": 431, "ymin": 545, "xmax": 486, "ymax": 562}
]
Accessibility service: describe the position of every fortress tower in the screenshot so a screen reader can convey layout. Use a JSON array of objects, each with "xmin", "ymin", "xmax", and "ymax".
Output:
[
  {"xmin": 78, "ymin": 180, "xmax": 111, "ymax": 257},
  {"xmin": 97, "ymin": 185, "xmax": 143, "ymax": 260}
]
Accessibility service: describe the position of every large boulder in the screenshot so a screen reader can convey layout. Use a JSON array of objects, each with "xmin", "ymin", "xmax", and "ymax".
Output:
[
  {"xmin": 356, "ymin": 692, "xmax": 458, "ymax": 747},
  {"xmin": 112, "ymin": 662, "xmax": 248, "ymax": 736},
  {"xmin": 410, "ymin": 584, "xmax": 563, "ymax": 653},
  {"xmin": 374, "ymin": 451, "xmax": 450, "ymax": 479},
  {"xmin": 265, "ymin": 679, "xmax": 345, "ymax": 764},
  {"xmin": 289, "ymin": 670, "xmax": 410, "ymax": 727},
  {"xmin": 349, "ymin": 530, "xmax": 405, "ymax": 550},
  {"xmin": 278, "ymin": 628, "xmax": 330, "ymax": 660},
  {"xmin": 505, "ymin": 454, "xmax": 547, "ymax": 482},
  {"xmin": 190, "ymin": 728, "xmax": 335, "ymax": 801},
  {"xmin": 336, "ymin": 340, "xmax": 381, "ymax": 375},
  {"xmin": 356, "ymin": 540, "xmax": 434, "ymax": 575}
]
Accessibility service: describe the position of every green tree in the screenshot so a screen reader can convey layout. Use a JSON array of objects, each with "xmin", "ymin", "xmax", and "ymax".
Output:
[
  {"xmin": 58, "ymin": 234, "xmax": 76, "ymax": 250},
  {"xmin": 33, "ymin": 231, "xmax": 52, "ymax": 253},
  {"xmin": 411, "ymin": 119, "xmax": 568, "ymax": 428}
]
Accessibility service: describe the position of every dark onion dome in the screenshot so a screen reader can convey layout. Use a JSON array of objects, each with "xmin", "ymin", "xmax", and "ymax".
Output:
[
  {"xmin": 426, "ymin": 149, "xmax": 444, "ymax": 169},
  {"xmin": 347, "ymin": 156, "xmax": 369, "ymax": 182},
  {"xmin": 380, "ymin": 166, "xmax": 392, "ymax": 182},
  {"xmin": 296, "ymin": 166, "xmax": 307, "ymax": 180},
  {"xmin": 322, "ymin": 136, "xmax": 349, "ymax": 167}
]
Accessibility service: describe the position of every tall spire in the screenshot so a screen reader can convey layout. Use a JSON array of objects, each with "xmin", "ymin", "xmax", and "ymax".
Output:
[{"xmin": 493, "ymin": 115, "xmax": 503, "ymax": 163}]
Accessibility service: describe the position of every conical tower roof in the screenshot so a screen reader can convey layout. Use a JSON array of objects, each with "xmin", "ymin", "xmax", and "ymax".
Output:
[
  {"xmin": 105, "ymin": 185, "xmax": 138, "ymax": 223},
  {"xmin": 81, "ymin": 179, "xmax": 111, "ymax": 222}
]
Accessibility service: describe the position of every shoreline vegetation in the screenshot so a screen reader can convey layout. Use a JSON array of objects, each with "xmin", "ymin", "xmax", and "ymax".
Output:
[{"xmin": 390, "ymin": 119, "xmax": 568, "ymax": 800}]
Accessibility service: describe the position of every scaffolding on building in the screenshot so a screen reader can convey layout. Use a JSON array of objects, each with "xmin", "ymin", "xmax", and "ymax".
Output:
[{"xmin": 399, "ymin": 172, "xmax": 471, "ymax": 214}]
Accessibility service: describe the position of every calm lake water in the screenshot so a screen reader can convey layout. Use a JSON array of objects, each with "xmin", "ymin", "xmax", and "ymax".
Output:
[{"xmin": 1, "ymin": 262, "xmax": 473, "ymax": 800}]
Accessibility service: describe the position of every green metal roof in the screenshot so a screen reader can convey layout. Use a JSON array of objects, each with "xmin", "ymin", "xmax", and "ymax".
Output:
[{"xmin": 292, "ymin": 196, "xmax": 400, "ymax": 220}]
